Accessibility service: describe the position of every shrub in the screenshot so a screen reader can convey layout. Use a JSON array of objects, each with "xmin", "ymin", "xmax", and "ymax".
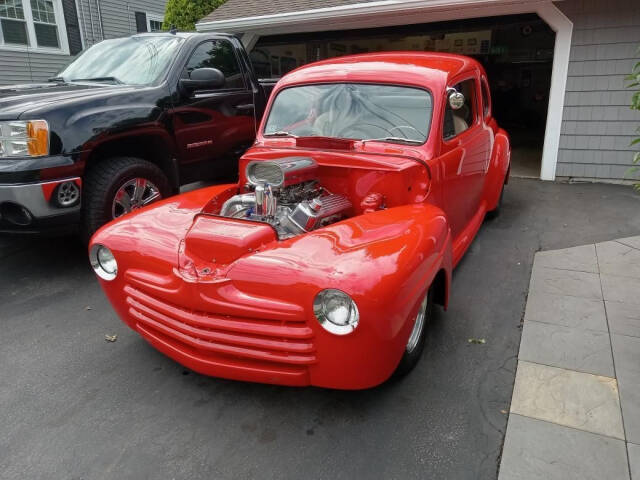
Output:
[{"xmin": 163, "ymin": 0, "xmax": 226, "ymax": 31}]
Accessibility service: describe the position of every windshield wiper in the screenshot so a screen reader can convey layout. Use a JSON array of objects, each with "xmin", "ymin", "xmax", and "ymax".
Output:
[
  {"xmin": 68, "ymin": 76, "xmax": 124, "ymax": 85},
  {"xmin": 362, "ymin": 136, "xmax": 423, "ymax": 145},
  {"xmin": 48, "ymin": 76, "xmax": 65, "ymax": 82},
  {"xmin": 263, "ymin": 130, "xmax": 297, "ymax": 137}
]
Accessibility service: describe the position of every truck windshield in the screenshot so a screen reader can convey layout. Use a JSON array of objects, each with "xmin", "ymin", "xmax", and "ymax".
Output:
[
  {"xmin": 264, "ymin": 83, "xmax": 432, "ymax": 144},
  {"xmin": 58, "ymin": 36, "xmax": 184, "ymax": 86}
]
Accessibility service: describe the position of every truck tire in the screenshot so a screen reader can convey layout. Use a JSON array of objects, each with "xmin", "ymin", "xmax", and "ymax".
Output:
[
  {"xmin": 82, "ymin": 156, "xmax": 171, "ymax": 242},
  {"xmin": 394, "ymin": 287, "xmax": 434, "ymax": 378}
]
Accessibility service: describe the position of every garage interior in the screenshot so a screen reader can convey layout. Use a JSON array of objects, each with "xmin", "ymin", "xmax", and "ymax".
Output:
[{"xmin": 249, "ymin": 14, "xmax": 556, "ymax": 179}]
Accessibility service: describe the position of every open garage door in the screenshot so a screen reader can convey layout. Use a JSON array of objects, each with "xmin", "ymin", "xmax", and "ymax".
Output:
[{"xmin": 250, "ymin": 14, "xmax": 555, "ymax": 179}]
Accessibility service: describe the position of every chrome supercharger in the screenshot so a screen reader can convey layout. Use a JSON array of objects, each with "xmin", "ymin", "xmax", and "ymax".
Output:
[{"xmin": 220, "ymin": 157, "xmax": 352, "ymax": 239}]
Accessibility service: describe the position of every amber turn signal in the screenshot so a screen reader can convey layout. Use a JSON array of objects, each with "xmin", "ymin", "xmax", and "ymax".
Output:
[{"xmin": 26, "ymin": 120, "xmax": 49, "ymax": 156}]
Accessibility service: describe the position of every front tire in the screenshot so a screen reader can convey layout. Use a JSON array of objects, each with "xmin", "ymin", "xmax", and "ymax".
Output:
[
  {"xmin": 394, "ymin": 287, "xmax": 434, "ymax": 377},
  {"xmin": 82, "ymin": 156, "xmax": 171, "ymax": 242}
]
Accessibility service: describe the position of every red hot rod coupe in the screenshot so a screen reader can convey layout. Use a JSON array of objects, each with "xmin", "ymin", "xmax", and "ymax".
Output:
[{"xmin": 89, "ymin": 52, "xmax": 510, "ymax": 390}]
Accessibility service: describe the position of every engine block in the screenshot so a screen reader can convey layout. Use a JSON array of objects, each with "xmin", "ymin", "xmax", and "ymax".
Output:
[{"xmin": 220, "ymin": 158, "xmax": 352, "ymax": 239}]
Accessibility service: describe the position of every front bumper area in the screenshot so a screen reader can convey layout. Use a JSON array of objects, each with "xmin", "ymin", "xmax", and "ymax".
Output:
[
  {"xmin": 0, "ymin": 178, "xmax": 81, "ymax": 233},
  {"xmin": 124, "ymin": 283, "xmax": 316, "ymax": 387}
]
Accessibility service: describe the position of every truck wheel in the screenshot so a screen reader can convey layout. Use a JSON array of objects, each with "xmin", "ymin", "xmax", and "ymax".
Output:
[
  {"xmin": 82, "ymin": 156, "xmax": 171, "ymax": 241},
  {"xmin": 394, "ymin": 287, "xmax": 434, "ymax": 377}
]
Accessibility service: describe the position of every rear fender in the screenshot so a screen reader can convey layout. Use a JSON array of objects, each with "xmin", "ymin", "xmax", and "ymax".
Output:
[{"xmin": 485, "ymin": 128, "xmax": 511, "ymax": 210}]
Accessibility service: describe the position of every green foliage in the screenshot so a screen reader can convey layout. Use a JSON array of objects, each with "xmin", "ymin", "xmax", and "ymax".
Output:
[
  {"xmin": 626, "ymin": 51, "xmax": 640, "ymax": 191},
  {"xmin": 163, "ymin": 0, "xmax": 226, "ymax": 31}
]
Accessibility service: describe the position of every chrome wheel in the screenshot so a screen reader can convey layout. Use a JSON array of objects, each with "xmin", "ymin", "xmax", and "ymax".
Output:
[
  {"xmin": 406, "ymin": 293, "xmax": 429, "ymax": 353},
  {"xmin": 111, "ymin": 177, "xmax": 161, "ymax": 219}
]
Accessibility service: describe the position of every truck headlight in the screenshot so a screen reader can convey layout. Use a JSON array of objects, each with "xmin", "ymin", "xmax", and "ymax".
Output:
[
  {"xmin": 90, "ymin": 244, "xmax": 118, "ymax": 281},
  {"xmin": 0, "ymin": 120, "xmax": 49, "ymax": 157},
  {"xmin": 313, "ymin": 289, "xmax": 359, "ymax": 335}
]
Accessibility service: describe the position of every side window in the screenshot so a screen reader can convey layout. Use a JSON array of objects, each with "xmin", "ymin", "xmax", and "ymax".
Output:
[
  {"xmin": 443, "ymin": 79, "xmax": 477, "ymax": 140},
  {"xmin": 481, "ymin": 79, "xmax": 491, "ymax": 118},
  {"xmin": 184, "ymin": 40, "xmax": 244, "ymax": 89}
]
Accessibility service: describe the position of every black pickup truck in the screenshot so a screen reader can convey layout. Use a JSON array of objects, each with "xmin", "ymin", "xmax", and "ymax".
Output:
[{"xmin": 0, "ymin": 32, "xmax": 275, "ymax": 238}]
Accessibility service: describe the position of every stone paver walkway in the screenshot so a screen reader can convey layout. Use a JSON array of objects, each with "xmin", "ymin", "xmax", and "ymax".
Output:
[{"xmin": 499, "ymin": 235, "xmax": 640, "ymax": 480}]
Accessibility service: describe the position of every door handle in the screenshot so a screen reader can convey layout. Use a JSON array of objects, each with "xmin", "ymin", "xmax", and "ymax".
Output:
[{"xmin": 235, "ymin": 103, "xmax": 254, "ymax": 111}]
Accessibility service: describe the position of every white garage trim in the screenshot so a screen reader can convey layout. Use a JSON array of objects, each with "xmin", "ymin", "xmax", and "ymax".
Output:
[
  {"xmin": 535, "ymin": 3, "xmax": 572, "ymax": 181},
  {"xmin": 202, "ymin": 0, "xmax": 572, "ymax": 181}
]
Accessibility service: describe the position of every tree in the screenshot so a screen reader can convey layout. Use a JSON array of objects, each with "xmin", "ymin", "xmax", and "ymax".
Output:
[
  {"xmin": 163, "ymin": 0, "xmax": 226, "ymax": 31},
  {"xmin": 627, "ymin": 48, "xmax": 640, "ymax": 191}
]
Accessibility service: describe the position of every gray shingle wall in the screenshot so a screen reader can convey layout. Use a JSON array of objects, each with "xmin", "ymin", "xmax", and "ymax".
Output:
[
  {"xmin": 78, "ymin": 0, "xmax": 168, "ymax": 47},
  {"xmin": 556, "ymin": 0, "xmax": 640, "ymax": 181},
  {"xmin": 0, "ymin": 0, "xmax": 167, "ymax": 86},
  {"xmin": 0, "ymin": 50, "xmax": 70, "ymax": 85}
]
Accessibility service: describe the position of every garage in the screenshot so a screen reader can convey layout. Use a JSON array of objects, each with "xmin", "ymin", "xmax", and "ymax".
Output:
[
  {"xmin": 197, "ymin": 0, "xmax": 576, "ymax": 181},
  {"xmin": 249, "ymin": 14, "xmax": 555, "ymax": 178}
]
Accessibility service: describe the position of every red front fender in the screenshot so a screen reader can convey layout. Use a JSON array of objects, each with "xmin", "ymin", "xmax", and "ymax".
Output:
[{"xmin": 228, "ymin": 203, "xmax": 453, "ymax": 388}]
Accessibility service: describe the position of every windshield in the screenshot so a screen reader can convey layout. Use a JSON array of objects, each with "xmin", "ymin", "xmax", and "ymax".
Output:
[
  {"xmin": 58, "ymin": 36, "xmax": 184, "ymax": 85},
  {"xmin": 264, "ymin": 83, "xmax": 433, "ymax": 143}
]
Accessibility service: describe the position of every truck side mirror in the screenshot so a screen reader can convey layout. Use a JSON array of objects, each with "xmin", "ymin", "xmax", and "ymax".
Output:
[
  {"xmin": 447, "ymin": 87, "xmax": 465, "ymax": 110},
  {"xmin": 179, "ymin": 68, "xmax": 225, "ymax": 93}
]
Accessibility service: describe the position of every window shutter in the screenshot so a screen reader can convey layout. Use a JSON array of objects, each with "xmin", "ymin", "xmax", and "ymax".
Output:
[
  {"xmin": 135, "ymin": 12, "xmax": 148, "ymax": 33},
  {"xmin": 61, "ymin": 0, "xmax": 82, "ymax": 55}
]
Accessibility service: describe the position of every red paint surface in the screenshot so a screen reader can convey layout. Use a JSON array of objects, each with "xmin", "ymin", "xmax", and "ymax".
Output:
[{"xmin": 90, "ymin": 53, "xmax": 510, "ymax": 389}]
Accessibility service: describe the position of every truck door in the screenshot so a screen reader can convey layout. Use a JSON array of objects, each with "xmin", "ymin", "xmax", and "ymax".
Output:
[{"xmin": 171, "ymin": 39, "xmax": 256, "ymax": 170}]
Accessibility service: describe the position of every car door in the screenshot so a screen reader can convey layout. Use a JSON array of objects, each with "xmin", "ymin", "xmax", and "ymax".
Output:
[
  {"xmin": 438, "ymin": 75, "xmax": 492, "ymax": 241},
  {"xmin": 170, "ymin": 38, "xmax": 256, "ymax": 169}
]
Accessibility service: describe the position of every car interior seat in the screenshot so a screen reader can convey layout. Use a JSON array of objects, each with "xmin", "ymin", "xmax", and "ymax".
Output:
[{"xmin": 452, "ymin": 105, "xmax": 469, "ymax": 135}]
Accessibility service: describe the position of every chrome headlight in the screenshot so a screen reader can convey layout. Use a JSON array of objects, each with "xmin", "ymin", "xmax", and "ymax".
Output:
[
  {"xmin": 313, "ymin": 289, "xmax": 359, "ymax": 335},
  {"xmin": 89, "ymin": 244, "xmax": 118, "ymax": 281},
  {"xmin": 0, "ymin": 120, "xmax": 49, "ymax": 158}
]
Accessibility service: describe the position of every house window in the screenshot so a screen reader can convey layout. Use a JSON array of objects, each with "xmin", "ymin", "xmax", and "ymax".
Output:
[
  {"xmin": 0, "ymin": 0, "xmax": 62, "ymax": 50},
  {"xmin": 30, "ymin": 0, "xmax": 59, "ymax": 47},
  {"xmin": 147, "ymin": 14, "xmax": 163, "ymax": 32},
  {"xmin": 0, "ymin": 0, "xmax": 29, "ymax": 45}
]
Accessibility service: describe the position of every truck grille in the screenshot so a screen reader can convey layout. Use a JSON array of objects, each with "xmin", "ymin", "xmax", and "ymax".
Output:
[{"xmin": 124, "ymin": 284, "xmax": 316, "ymax": 369}]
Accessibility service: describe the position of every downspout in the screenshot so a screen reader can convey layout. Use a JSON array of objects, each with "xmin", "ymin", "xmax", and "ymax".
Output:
[
  {"xmin": 87, "ymin": 0, "xmax": 95, "ymax": 44},
  {"xmin": 77, "ymin": 0, "xmax": 89, "ymax": 47},
  {"xmin": 95, "ymin": 0, "xmax": 105, "ymax": 40}
]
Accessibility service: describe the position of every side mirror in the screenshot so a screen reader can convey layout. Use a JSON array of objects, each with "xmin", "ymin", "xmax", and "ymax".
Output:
[
  {"xmin": 447, "ymin": 88, "xmax": 465, "ymax": 110},
  {"xmin": 179, "ymin": 67, "xmax": 225, "ymax": 93}
]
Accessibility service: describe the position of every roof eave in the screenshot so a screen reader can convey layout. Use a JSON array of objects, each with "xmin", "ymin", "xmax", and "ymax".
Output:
[{"xmin": 195, "ymin": 0, "xmax": 541, "ymax": 33}]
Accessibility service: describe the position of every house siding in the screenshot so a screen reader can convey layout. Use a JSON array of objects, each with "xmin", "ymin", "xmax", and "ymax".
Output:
[
  {"xmin": 0, "ymin": 0, "xmax": 167, "ymax": 86},
  {"xmin": 0, "ymin": 50, "xmax": 70, "ymax": 85},
  {"xmin": 556, "ymin": 0, "xmax": 640, "ymax": 181}
]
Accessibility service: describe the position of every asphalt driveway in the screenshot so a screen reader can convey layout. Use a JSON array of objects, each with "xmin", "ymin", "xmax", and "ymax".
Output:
[{"xmin": 1, "ymin": 178, "xmax": 639, "ymax": 480}]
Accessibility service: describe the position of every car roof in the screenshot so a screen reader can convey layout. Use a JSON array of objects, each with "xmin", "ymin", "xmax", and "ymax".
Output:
[{"xmin": 277, "ymin": 52, "xmax": 482, "ymax": 91}]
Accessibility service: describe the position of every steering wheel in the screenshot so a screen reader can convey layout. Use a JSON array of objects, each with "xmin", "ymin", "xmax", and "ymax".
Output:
[
  {"xmin": 337, "ymin": 123, "xmax": 394, "ymax": 138},
  {"xmin": 388, "ymin": 125, "xmax": 423, "ymax": 139}
]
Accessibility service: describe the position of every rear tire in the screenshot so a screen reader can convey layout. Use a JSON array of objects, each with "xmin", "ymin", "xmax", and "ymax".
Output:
[
  {"xmin": 82, "ymin": 156, "xmax": 171, "ymax": 242},
  {"xmin": 486, "ymin": 183, "xmax": 505, "ymax": 220},
  {"xmin": 394, "ymin": 287, "xmax": 434, "ymax": 377}
]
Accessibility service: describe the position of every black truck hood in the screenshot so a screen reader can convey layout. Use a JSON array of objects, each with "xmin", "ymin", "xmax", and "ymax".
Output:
[{"xmin": 0, "ymin": 82, "xmax": 137, "ymax": 120}]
